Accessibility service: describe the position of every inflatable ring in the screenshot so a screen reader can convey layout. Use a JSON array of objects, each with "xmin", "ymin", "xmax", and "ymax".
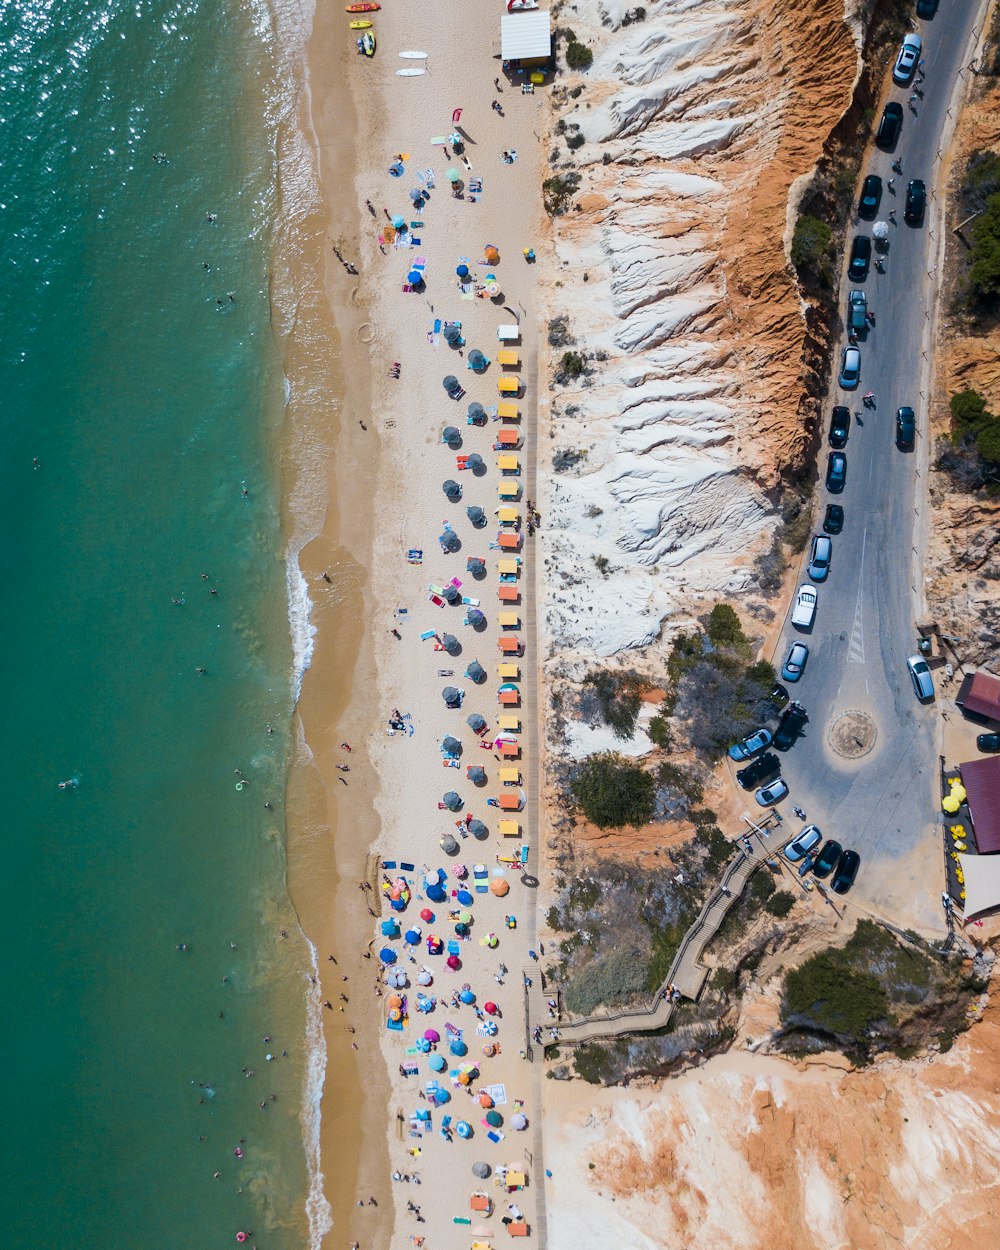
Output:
[{"xmin": 482, "ymin": 1043, "xmax": 496, "ymax": 1057}]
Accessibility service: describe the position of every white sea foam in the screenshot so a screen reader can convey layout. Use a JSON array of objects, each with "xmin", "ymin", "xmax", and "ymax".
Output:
[
  {"xmin": 286, "ymin": 544, "xmax": 317, "ymax": 699},
  {"xmin": 301, "ymin": 938, "xmax": 333, "ymax": 1250}
]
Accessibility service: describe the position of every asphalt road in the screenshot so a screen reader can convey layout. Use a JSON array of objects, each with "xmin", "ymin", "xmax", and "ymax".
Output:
[{"xmin": 756, "ymin": 3, "xmax": 988, "ymax": 935}]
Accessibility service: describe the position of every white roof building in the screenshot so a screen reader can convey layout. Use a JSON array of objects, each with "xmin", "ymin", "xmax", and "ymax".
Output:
[{"xmin": 500, "ymin": 11, "xmax": 551, "ymax": 62}]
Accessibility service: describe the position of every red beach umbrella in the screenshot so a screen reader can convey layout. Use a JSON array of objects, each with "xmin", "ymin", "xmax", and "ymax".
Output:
[{"xmin": 484, "ymin": 1001, "xmax": 498, "ymax": 1016}]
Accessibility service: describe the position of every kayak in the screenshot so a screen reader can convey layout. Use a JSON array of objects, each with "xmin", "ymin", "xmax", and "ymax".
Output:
[
  {"xmin": 349, "ymin": 19, "xmax": 373, "ymax": 28},
  {"xmin": 357, "ymin": 31, "xmax": 376, "ymax": 56},
  {"xmin": 345, "ymin": 3, "xmax": 379, "ymax": 11}
]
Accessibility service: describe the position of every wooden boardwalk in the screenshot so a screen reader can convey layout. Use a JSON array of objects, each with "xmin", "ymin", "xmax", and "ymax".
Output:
[{"xmin": 535, "ymin": 813, "xmax": 789, "ymax": 1047}]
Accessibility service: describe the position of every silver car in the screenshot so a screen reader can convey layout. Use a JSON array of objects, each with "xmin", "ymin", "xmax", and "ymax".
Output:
[
  {"xmin": 755, "ymin": 778, "xmax": 789, "ymax": 807},
  {"xmin": 782, "ymin": 641, "xmax": 809, "ymax": 683},
  {"xmin": 839, "ymin": 345, "xmax": 861, "ymax": 389},
  {"xmin": 784, "ymin": 824, "xmax": 823, "ymax": 863},
  {"xmin": 893, "ymin": 33, "xmax": 921, "ymax": 84},
  {"xmin": 906, "ymin": 654, "xmax": 934, "ymax": 700},
  {"xmin": 808, "ymin": 535, "xmax": 832, "ymax": 582}
]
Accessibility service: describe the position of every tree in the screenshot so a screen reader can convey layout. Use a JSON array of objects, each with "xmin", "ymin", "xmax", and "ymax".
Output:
[
  {"xmin": 571, "ymin": 753, "xmax": 656, "ymax": 829},
  {"xmin": 968, "ymin": 194, "xmax": 1000, "ymax": 307},
  {"xmin": 565, "ymin": 41, "xmax": 594, "ymax": 71},
  {"xmin": 791, "ymin": 215, "xmax": 832, "ymax": 283}
]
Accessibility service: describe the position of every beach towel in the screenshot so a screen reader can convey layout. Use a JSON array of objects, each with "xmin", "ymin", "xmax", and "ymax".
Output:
[{"xmin": 425, "ymin": 169, "xmax": 436, "ymax": 188}]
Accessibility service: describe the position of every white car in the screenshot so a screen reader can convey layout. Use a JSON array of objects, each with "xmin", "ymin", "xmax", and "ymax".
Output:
[
  {"xmin": 893, "ymin": 33, "xmax": 922, "ymax": 84},
  {"xmin": 839, "ymin": 345, "xmax": 861, "ymax": 389},
  {"xmin": 755, "ymin": 778, "xmax": 789, "ymax": 807},
  {"xmin": 791, "ymin": 585, "xmax": 817, "ymax": 629},
  {"xmin": 785, "ymin": 825, "xmax": 823, "ymax": 863}
]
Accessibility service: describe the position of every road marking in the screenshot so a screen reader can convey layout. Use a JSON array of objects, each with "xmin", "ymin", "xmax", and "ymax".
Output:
[{"xmin": 848, "ymin": 528, "xmax": 867, "ymax": 664}]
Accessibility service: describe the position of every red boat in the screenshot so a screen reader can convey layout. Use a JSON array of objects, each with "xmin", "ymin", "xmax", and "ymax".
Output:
[{"xmin": 345, "ymin": 3, "xmax": 380, "ymax": 11}]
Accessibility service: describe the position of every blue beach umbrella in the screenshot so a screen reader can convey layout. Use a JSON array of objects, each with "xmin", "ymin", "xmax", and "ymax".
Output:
[
  {"xmin": 392, "ymin": 214, "xmax": 406, "ymax": 229},
  {"xmin": 428, "ymin": 1053, "xmax": 446, "ymax": 1072},
  {"xmin": 459, "ymin": 988, "xmax": 475, "ymax": 1004},
  {"xmin": 426, "ymin": 882, "xmax": 447, "ymax": 903},
  {"xmin": 456, "ymin": 889, "xmax": 473, "ymax": 906},
  {"xmin": 408, "ymin": 269, "xmax": 422, "ymax": 285},
  {"xmin": 456, "ymin": 1119, "xmax": 472, "ymax": 1137},
  {"xmin": 416, "ymin": 1037, "xmax": 431, "ymax": 1053},
  {"xmin": 380, "ymin": 947, "xmax": 398, "ymax": 964},
  {"xmin": 381, "ymin": 919, "xmax": 399, "ymax": 937},
  {"xmin": 405, "ymin": 928, "xmax": 421, "ymax": 945},
  {"xmin": 456, "ymin": 263, "xmax": 469, "ymax": 277},
  {"xmin": 450, "ymin": 1039, "xmax": 468, "ymax": 1057}
]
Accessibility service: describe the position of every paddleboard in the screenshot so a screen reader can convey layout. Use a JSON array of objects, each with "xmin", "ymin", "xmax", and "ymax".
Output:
[
  {"xmin": 399, "ymin": 51, "xmax": 427, "ymax": 59},
  {"xmin": 396, "ymin": 68, "xmax": 426, "ymax": 76},
  {"xmin": 349, "ymin": 20, "xmax": 373, "ymax": 28}
]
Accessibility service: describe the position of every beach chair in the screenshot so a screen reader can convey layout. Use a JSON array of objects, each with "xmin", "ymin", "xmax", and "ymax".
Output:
[
  {"xmin": 456, "ymin": 455, "xmax": 469, "ymax": 470},
  {"xmin": 461, "ymin": 596, "xmax": 480, "ymax": 607},
  {"xmin": 447, "ymin": 939, "xmax": 461, "ymax": 956}
]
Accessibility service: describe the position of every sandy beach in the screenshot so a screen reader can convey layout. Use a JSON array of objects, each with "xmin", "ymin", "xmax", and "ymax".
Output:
[{"xmin": 283, "ymin": 1, "xmax": 549, "ymax": 1246}]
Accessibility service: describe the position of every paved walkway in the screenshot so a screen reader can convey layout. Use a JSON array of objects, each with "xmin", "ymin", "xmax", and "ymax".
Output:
[{"xmin": 534, "ymin": 813, "xmax": 789, "ymax": 1047}]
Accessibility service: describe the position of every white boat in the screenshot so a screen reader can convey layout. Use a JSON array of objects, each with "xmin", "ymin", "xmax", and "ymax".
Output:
[{"xmin": 507, "ymin": 0, "xmax": 538, "ymax": 9}]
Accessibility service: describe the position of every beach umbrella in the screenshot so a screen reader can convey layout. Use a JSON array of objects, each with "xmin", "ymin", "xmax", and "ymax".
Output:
[
  {"xmin": 442, "ymin": 789, "xmax": 462, "ymax": 810},
  {"xmin": 465, "ymin": 660, "xmax": 486, "ymax": 682},
  {"xmin": 428, "ymin": 1054, "xmax": 446, "ymax": 1073},
  {"xmin": 467, "ymin": 401, "xmax": 485, "ymax": 421},
  {"xmin": 447, "ymin": 954, "xmax": 461, "ymax": 970},
  {"xmin": 467, "ymin": 505, "xmax": 486, "ymax": 527},
  {"xmin": 417, "ymin": 969, "xmax": 433, "ymax": 987},
  {"xmin": 454, "ymin": 922, "xmax": 469, "ymax": 936},
  {"xmin": 379, "ymin": 947, "xmax": 397, "ymax": 964},
  {"xmin": 456, "ymin": 1120, "xmax": 472, "ymax": 1138},
  {"xmin": 416, "ymin": 1037, "xmax": 431, "ymax": 1053},
  {"xmin": 468, "ymin": 819, "xmax": 487, "ymax": 839},
  {"xmin": 443, "ymin": 374, "xmax": 460, "ymax": 392},
  {"xmin": 442, "ymin": 734, "xmax": 462, "ymax": 754},
  {"xmin": 465, "ymin": 608, "xmax": 485, "ymax": 627},
  {"xmin": 443, "ymin": 425, "xmax": 462, "ymax": 446},
  {"xmin": 485, "ymin": 1110, "xmax": 502, "ymax": 1127},
  {"xmin": 448, "ymin": 168, "xmax": 461, "ymax": 183},
  {"xmin": 466, "ymin": 557, "xmax": 485, "ymax": 575},
  {"xmin": 380, "ymin": 919, "xmax": 399, "ymax": 936},
  {"xmin": 427, "ymin": 882, "xmax": 447, "ymax": 902},
  {"xmin": 441, "ymin": 631, "xmax": 460, "ymax": 652},
  {"xmin": 442, "ymin": 687, "xmax": 460, "ymax": 707},
  {"xmin": 481, "ymin": 933, "xmax": 498, "ymax": 949},
  {"xmin": 453, "ymin": 863, "xmax": 468, "ymax": 879},
  {"xmin": 467, "ymin": 765, "xmax": 486, "ymax": 784},
  {"xmin": 424, "ymin": 869, "xmax": 443, "ymax": 887},
  {"xmin": 408, "ymin": 187, "xmax": 424, "ymax": 202},
  {"xmin": 458, "ymin": 910, "xmax": 473, "ymax": 924},
  {"xmin": 440, "ymin": 833, "xmax": 460, "ymax": 855},
  {"xmin": 439, "ymin": 530, "xmax": 460, "ymax": 554},
  {"xmin": 450, "ymin": 1038, "xmax": 469, "ymax": 1056},
  {"xmin": 408, "ymin": 269, "xmax": 423, "ymax": 285},
  {"xmin": 444, "ymin": 323, "xmax": 463, "ymax": 343},
  {"xmin": 490, "ymin": 878, "xmax": 510, "ymax": 896},
  {"xmin": 484, "ymin": 245, "xmax": 500, "ymax": 263},
  {"xmin": 426, "ymin": 935, "xmax": 443, "ymax": 953},
  {"xmin": 472, "ymin": 1162, "xmax": 490, "ymax": 1179},
  {"xmin": 456, "ymin": 262, "xmax": 470, "ymax": 277},
  {"xmin": 456, "ymin": 888, "xmax": 473, "ymax": 905},
  {"xmin": 404, "ymin": 927, "xmax": 422, "ymax": 945},
  {"xmin": 511, "ymin": 1113, "xmax": 527, "ymax": 1130},
  {"xmin": 423, "ymin": 1027, "xmax": 440, "ymax": 1043},
  {"xmin": 484, "ymin": 1001, "xmax": 498, "ymax": 1016},
  {"xmin": 442, "ymin": 584, "xmax": 460, "ymax": 604},
  {"xmin": 466, "ymin": 452, "xmax": 485, "ymax": 471},
  {"xmin": 873, "ymin": 220, "xmax": 890, "ymax": 241},
  {"xmin": 942, "ymin": 794, "xmax": 961, "ymax": 813},
  {"xmin": 420, "ymin": 908, "xmax": 435, "ymax": 923},
  {"xmin": 443, "ymin": 479, "xmax": 462, "ymax": 500},
  {"xmin": 459, "ymin": 988, "xmax": 476, "ymax": 1004},
  {"xmin": 468, "ymin": 349, "xmax": 487, "ymax": 371},
  {"xmin": 387, "ymin": 994, "xmax": 403, "ymax": 1009},
  {"xmin": 391, "ymin": 214, "xmax": 406, "ymax": 229},
  {"xmin": 467, "ymin": 712, "xmax": 487, "ymax": 733}
]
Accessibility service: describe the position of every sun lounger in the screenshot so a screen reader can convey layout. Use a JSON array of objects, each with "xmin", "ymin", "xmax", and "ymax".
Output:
[{"xmin": 461, "ymin": 596, "xmax": 480, "ymax": 607}]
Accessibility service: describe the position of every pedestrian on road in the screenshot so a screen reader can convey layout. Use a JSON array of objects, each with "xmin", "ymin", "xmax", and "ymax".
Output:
[
  {"xmin": 887, "ymin": 177, "xmax": 895, "ymax": 192},
  {"xmin": 889, "ymin": 208, "xmax": 897, "ymax": 223}
]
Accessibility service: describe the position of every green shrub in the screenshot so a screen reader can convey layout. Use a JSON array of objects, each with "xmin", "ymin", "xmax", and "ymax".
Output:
[
  {"xmin": 783, "ymin": 953, "xmax": 889, "ymax": 1044},
  {"xmin": 647, "ymin": 714, "xmax": 671, "ymax": 749},
  {"xmin": 765, "ymin": 890, "xmax": 797, "ymax": 918},
  {"xmin": 571, "ymin": 752, "xmax": 656, "ymax": 828},
  {"xmin": 791, "ymin": 214, "xmax": 833, "ymax": 285},
  {"xmin": 566, "ymin": 131, "xmax": 585, "ymax": 150},
  {"xmin": 583, "ymin": 669, "xmax": 643, "ymax": 738},
  {"xmin": 542, "ymin": 173, "xmax": 581, "ymax": 216},
  {"xmin": 967, "ymin": 193, "xmax": 1000, "ymax": 311},
  {"xmin": 565, "ymin": 40, "xmax": 594, "ymax": 70},
  {"xmin": 563, "ymin": 947, "xmax": 649, "ymax": 1014},
  {"xmin": 705, "ymin": 603, "xmax": 747, "ymax": 651},
  {"xmin": 574, "ymin": 1044, "xmax": 616, "ymax": 1084},
  {"xmin": 561, "ymin": 349, "xmax": 587, "ymax": 377},
  {"xmin": 949, "ymin": 389, "xmax": 1000, "ymax": 468}
]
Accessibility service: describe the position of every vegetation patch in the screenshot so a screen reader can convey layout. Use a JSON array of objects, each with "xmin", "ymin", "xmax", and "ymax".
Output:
[
  {"xmin": 935, "ymin": 389, "xmax": 1000, "ymax": 491},
  {"xmin": 543, "ymin": 172, "xmax": 581, "ymax": 216},
  {"xmin": 570, "ymin": 752, "xmax": 656, "ymax": 829},
  {"xmin": 791, "ymin": 214, "xmax": 834, "ymax": 288},
  {"xmin": 581, "ymin": 669, "xmax": 644, "ymax": 739}
]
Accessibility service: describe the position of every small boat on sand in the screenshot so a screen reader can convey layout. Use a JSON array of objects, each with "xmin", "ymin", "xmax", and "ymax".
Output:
[
  {"xmin": 349, "ymin": 19, "xmax": 373, "ymax": 28},
  {"xmin": 346, "ymin": 2, "xmax": 380, "ymax": 11},
  {"xmin": 357, "ymin": 30, "xmax": 376, "ymax": 56}
]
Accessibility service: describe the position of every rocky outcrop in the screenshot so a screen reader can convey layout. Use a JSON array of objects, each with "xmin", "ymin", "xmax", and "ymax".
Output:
[{"xmin": 538, "ymin": 0, "xmax": 861, "ymax": 658}]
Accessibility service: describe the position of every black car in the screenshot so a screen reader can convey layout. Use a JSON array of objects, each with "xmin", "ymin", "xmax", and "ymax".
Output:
[
  {"xmin": 858, "ymin": 174, "xmax": 882, "ymax": 220},
  {"xmin": 826, "ymin": 451, "xmax": 846, "ymax": 492},
  {"xmin": 875, "ymin": 102, "xmax": 903, "ymax": 149},
  {"xmin": 823, "ymin": 504, "xmax": 844, "ymax": 534},
  {"xmin": 916, "ymin": 0, "xmax": 938, "ymax": 16},
  {"xmin": 767, "ymin": 683, "xmax": 789, "ymax": 711},
  {"xmin": 896, "ymin": 405, "xmax": 916, "ymax": 449},
  {"xmin": 813, "ymin": 839, "xmax": 843, "ymax": 879},
  {"xmin": 831, "ymin": 849, "xmax": 860, "ymax": 894},
  {"xmin": 773, "ymin": 701, "xmax": 808, "ymax": 751},
  {"xmin": 904, "ymin": 179, "xmax": 926, "ymax": 225},
  {"xmin": 978, "ymin": 733, "xmax": 1000, "ymax": 752},
  {"xmin": 848, "ymin": 235, "xmax": 871, "ymax": 281},
  {"xmin": 736, "ymin": 751, "xmax": 780, "ymax": 792},
  {"xmin": 829, "ymin": 406, "xmax": 851, "ymax": 449}
]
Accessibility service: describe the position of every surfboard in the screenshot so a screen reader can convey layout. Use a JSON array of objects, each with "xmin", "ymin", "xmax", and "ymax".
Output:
[
  {"xmin": 396, "ymin": 68, "xmax": 426, "ymax": 76},
  {"xmin": 399, "ymin": 51, "xmax": 428, "ymax": 59}
]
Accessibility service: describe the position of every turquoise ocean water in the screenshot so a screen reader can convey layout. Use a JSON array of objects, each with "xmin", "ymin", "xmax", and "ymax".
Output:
[{"xmin": 0, "ymin": 2, "xmax": 325, "ymax": 1246}]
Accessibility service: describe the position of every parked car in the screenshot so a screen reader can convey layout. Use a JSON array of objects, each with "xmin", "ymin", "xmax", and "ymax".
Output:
[
  {"xmin": 823, "ymin": 504, "xmax": 844, "ymax": 535},
  {"xmin": 858, "ymin": 174, "xmax": 882, "ymax": 219},
  {"xmin": 838, "ymin": 347, "xmax": 861, "ymax": 390},
  {"xmin": 875, "ymin": 101, "xmax": 903, "ymax": 149},
  {"xmin": 896, "ymin": 405, "xmax": 916, "ymax": 449},
  {"xmin": 812, "ymin": 839, "xmax": 843, "ymax": 879},
  {"xmin": 847, "ymin": 291, "xmax": 868, "ymax": 335},
  {"xmin": 767, "ymin": 683, "xmax": 790, "ymax": 711},
  {"xmin": 976, "ymin": 732, "xmax": 1000, "ymax": 752},
  {"xmin": 916, "ymin": 0, "xmax": 939, "ymax": 16},
  {"xmin": 904, "ymin": 178, "xmax": 926, "ymax": 224},
  {"xmin": 893, "ymin": 32, "xmax": 922, "ymax": 83},
  {"xmin": 791, "ymin": 585, "xmax": 818, "ymax": 629},
  {"xmin": 808, "ymin": 534, "xmax": 832, "ymax": 581},
  {"xmin": 831, "ymin": 849, "xmax": 860, "ymax": 894},
  {"xmin": 736, "ymin": 751, "xmax": 780, "ymax": 792},
  {"xmin": 785, "ymin": 824, "xmax": 823, "ymax": 863},
  {"xmin": 907, "ymin": 654, "xmax": 935, "ymax": 700},
  {"xmin": 754, "ymin": 778, "xmax": 789, "ymax": 807},
  {"xmin": 773, "ymin": 701, "xmax": 808, "ymax": 751},
  {"xmin": 848, "ymin": 235, "xmax": 871, "ymax": 280},
  {"xmin": 826, "ymin": 451, "xmax": 847, "ymax": 492},
  {"xmin": 782, "ymin": 641, "xmax": 809, "ymax": 683},
  {"xmin": 829, "ymin": 405, "xmax": 851, "ymax": 448},
  {"xmin": 727, "ymin": 728, "xmax": 773, "ymax": 761}
]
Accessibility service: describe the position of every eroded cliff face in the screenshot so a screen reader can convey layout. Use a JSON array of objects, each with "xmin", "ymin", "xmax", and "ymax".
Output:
[
  {"xmin": 538, "ymin": 0, "xmax": 863, "ymax": 658},
  {"xmin": 545, "ymin": 973, "xmax": 1000, "ymax": 1250}
]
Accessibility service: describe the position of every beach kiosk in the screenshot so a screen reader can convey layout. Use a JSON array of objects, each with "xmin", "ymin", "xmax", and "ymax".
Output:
[
  {"xmin": 498, "ymin": 611, "xmax": 520, "ymax": 629},
  {"xmin": 495, "ymin": 428, "xmax": 520, "ymax": 448},
  {"xmin": 496, "ymin": 737, "xmax": 521, "ymax": 759},
  {"xmin": 498, "ymin": 635, "xmax": 522, "ymax": 655},
  {"xmin": 499, "ymin": 767, "xmax": 521, "ymax": 786},
  {"xmin": 497, "ymin": 455, "xmax": 520, "ymax": 475},
  {"xmin": 497, "ymin": 323, "xmax": 520, "ymax": 344},
  {"xmin": 498, "ymin": 557, "xmax": 521, "ymax": 580},
  {"xmin": 499, "ymin": 10, "xmax": 552, "ymax": 71}
]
